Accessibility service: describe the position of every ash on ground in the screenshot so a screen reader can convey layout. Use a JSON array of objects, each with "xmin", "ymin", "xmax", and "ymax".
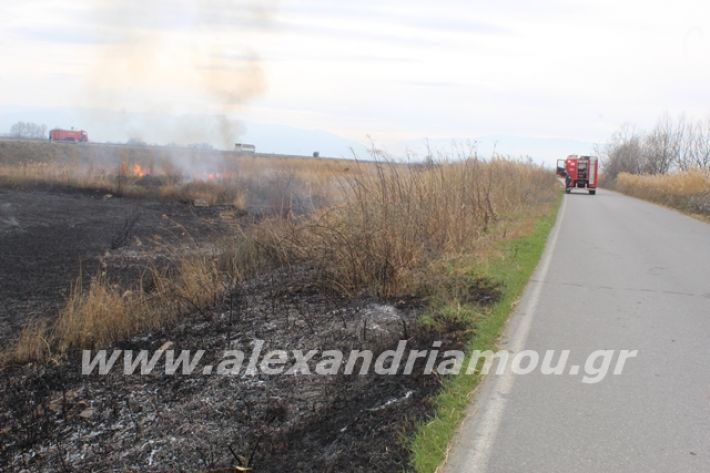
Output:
[{"xmin": 0, "ymin": 267, "xmax": 468, "ymax": 472}]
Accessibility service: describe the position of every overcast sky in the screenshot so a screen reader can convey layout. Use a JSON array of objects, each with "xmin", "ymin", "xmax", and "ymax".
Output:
[{"xmin": 2, "ymin": 0, "xmax": 709, "ymax": 156}]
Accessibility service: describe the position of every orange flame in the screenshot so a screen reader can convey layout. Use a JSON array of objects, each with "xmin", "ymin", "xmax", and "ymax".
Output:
[
  {"xmin": 206, "ymin": 172, "xmax": 224, "ymax": 180},
  {"xmin": 132, "ymin": 163, "xmax": 147, "ymax": 177}
]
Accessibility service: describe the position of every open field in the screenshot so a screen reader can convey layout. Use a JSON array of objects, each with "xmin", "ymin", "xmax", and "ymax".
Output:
[{"xmin": 0, "ymin": 139, "xmax": 558, "ymax": 471}]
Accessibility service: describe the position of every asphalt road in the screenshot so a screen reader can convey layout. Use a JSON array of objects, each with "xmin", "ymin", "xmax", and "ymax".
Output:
[{"xmin": 444, "ymin": 189, "xmax": 710, "ymax": 473}]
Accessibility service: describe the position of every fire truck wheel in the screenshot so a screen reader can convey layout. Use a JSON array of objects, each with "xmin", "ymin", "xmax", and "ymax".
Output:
[{"xmin": 589, "ymin": 190, "xmax": 596, "ymax": 195}]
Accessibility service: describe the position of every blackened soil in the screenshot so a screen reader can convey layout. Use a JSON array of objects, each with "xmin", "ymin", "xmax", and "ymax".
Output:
[
  {"xmin": 0, "ymin": 181, "xmax": 499, "ymax": 472},
  {"xmin": 0, "ymin": 182, "xmax": 243, "ymax": 348},
  {"xmin": 0, "ymin": 269, "xmax": 463, "ymax": 472}
]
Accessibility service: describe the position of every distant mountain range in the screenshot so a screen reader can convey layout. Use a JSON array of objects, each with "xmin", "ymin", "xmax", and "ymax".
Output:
[{"xmin": 0, "ymin": 106, "xmax": 599, "ymax": 167}]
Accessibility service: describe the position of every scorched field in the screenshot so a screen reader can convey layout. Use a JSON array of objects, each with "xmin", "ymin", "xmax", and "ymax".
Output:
[{"xmin": 0, "ymin": 139, "xmax": 558, "ymax": 472}]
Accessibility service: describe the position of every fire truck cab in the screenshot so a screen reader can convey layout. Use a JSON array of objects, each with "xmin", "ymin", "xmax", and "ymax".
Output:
[{"xmin": 556, "ymin": 155, "xmax": 598, "ymax": 195}]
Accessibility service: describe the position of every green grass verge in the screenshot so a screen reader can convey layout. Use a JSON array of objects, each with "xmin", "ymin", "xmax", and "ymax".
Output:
[{"xmin": 410, "ymin": 194, "xmax": 562, "ymax": 472}]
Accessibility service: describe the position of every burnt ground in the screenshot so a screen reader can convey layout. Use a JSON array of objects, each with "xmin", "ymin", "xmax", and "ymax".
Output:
[
  {"xmin": 0, "ymin": 182, "xmax": 490, "ymax": 472},
  {"xmin": 0, "ymin": 267, "xmax": 465, "ymax": 472},
  {"xmin": 0, "ymin": 181, "xmax": 242, "ymax": 348}
]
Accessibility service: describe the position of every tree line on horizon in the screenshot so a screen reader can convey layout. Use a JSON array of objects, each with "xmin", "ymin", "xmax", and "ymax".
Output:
[
  {"xmin": 602, "ymin": 113, "xmax": 710, "ymax": 179},
  {"xmin": 7, "ymin": 121, "xmax": 48, "ymax": 140}
]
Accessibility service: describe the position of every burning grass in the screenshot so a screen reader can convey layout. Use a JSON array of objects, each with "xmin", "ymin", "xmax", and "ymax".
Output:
[
  {"xmin": 614, "ymin": 170, "xmax": 710, "ymax": 216},
  {"xmin": 0, "ymin": 140, "xmax": 360, "ymax": 212},
  {"xmin": 4, "ymin": 152, "xmax": 557, "ymax": 366},
  {"xmin": 0, "ymin": 160, "xmax": 259, "ymax": 210},
  {"xmin": 0, "ymin": 142, "xmax": 360, "ymax": 222}
]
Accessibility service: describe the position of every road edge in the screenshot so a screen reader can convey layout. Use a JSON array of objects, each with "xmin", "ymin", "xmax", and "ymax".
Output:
[
  {"xmin": 440, "ymin": 193, "xmax": 567, "ymax": 473},
  {"xmin": 410, "ymin": 192, "xmax": 565, "ymax": 473}
]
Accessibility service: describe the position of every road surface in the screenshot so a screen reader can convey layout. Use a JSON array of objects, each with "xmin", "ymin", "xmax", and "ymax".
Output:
[{"xmin": 444, "ymin": 189, "xmax": 710, "ymax": 473}]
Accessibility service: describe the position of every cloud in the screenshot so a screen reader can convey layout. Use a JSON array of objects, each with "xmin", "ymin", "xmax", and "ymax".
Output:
[
  {"xmin": 2, "ymin": 0, "xmax": 710, "ymax": 155},
  {"xmin": 12, "ymin": 26, "xmax": 116, "ymax": 45},
  {"xmin": 404, "ymin": 16, "xmax": 509, "ymax": 35},
  {"xmin": 396, "ymin": 80, "xmax": 470, "ymax": 89}
]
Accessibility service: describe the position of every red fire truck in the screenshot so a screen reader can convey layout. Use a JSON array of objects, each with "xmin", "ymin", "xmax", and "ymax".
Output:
[
  {"xmin": 49, "ymin": 128, "xmax": 88, "ymax": 143},
  {"xmin": 556, "ymin": 155, "xmax": 598, "ymax": 195}
]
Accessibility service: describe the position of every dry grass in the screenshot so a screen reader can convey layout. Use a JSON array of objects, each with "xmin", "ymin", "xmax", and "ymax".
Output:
[
  {"xmin": 257, "ymin": 158, "xmax": 557, "ymax": 298},
  {"xmin": 615, "ymin": 170, "xmax": 710, "ymax": 215},
  {"xmin": 0, "ymin": 161, "xmax": 114, "ymax": 189},
  {"xmin": 4, "ymin": 147, "xmax": 558, "ymax": 364},
  {"xmin": 12, "ymin": 320, "xmax": 53, "ymax": 364},
  {"xmin": 151, "ymin": 257, "xmax": 225, "ymax": 314},
  {"xmin": 5, "ymin": 233, "xmax": 265, "ymax": 363},
  {"xmin": 55, "ymin": 277, "xmax": 138, "ymax": 351}
]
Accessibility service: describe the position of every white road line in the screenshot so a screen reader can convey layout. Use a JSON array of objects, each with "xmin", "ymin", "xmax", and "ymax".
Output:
[{"xmin": 458, "ymin": 195, "xmax": 567, "ymax": 473}]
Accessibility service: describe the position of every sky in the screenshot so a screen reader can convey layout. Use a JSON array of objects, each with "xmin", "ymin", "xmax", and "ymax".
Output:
[{"xmin": 1, "ymin": 0, "xmax": 709, "ymax": 162}]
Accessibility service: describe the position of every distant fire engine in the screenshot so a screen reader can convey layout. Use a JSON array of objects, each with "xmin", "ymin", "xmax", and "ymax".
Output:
[
  {"xmin": 49, "ymin": 128, "xmax": 88, "ymax": 143},
  {"xmin": 556, "ymin": 155, "xmax": 598, "ymax": 195}
]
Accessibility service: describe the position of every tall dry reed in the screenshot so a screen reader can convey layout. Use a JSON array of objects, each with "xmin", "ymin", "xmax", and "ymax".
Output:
[
  {"xmin": 615, "ymin": 170, "xmax": 710, "ymax": 214},
  {"xmin": 258, "ymin": 158, "xmax": 557, "ymax": 297}
]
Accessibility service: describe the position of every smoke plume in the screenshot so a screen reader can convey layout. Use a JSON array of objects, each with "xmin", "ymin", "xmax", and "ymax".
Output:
[{"xmin": 83, "ymin": 0, "xmax": 277, "ymax": 149}]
